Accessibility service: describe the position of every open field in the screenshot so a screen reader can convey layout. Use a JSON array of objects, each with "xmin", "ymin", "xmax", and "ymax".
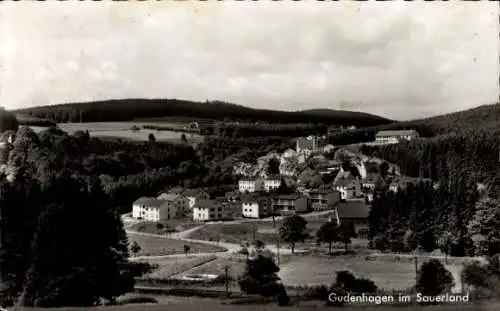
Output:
[
  {"xmin": 128, "ymin": 221, "xmax": 200, "ymax": 235},
  {"xmin": 128, "ymin": 235, "xmax": 226, "ymax": 257},
  {"xmin": 186, "ymin": 223, "xmax": 278, "ymax": 245},
  {"xmin": 28, "ymin": 122, "xmax": 204, "ymax": 143},
  {"xmin": 187, "ymin": 222, "xmax": 369, "ymax": 251},
  {"xmin": 136, "ymin": 255, "xmax": 218, "ymax": 279},
  {"xmin": 278, "ymin": 255, "xmax": 464, "ymax": 292}
]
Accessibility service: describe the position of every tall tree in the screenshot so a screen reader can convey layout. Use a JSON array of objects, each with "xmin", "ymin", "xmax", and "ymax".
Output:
[
  {"xmin": 279, "ymin": 215, "xmax": 309, "ymax": 254},
  {"xmin": 267, "ymin": 157, "xmax": 280, "ymax": 176},
  {"xmin": 316, "ymin": 220, "xmax": 340, "ymax": 255}
]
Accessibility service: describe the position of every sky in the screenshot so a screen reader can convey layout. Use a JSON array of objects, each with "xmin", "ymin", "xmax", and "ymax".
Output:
[{"xmin": 0, "ymin": 1, "xmax": 498, "ymax": 121}]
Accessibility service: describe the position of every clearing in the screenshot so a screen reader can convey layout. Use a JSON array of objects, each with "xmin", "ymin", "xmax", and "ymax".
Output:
[
  {"xmin": 28, "ymin": 122, "xmax": 204, "ymax": 143},
  {"xmin": 128, "ymin": 234, "xmax": 226, "ymax": 257},
  {"xmin": 127, "ymin": 221, "xmax": 200, "ymax": 235}
]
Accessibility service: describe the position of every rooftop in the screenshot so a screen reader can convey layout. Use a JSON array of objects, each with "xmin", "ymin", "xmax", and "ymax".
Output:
[
  {"xmin": 133, "ymin": 197, "xmax": 165, "ymax": 207},
  {"xmin": 336, "ymin": 201, "xmax": 370, "ymax": 219},
  {"xmin": 157, "ymin": 193, "xmax": 181, "ymax": 201},
  {"xmin": 195, "ymin": 199, "xmax": 216, "ymax": 209}
]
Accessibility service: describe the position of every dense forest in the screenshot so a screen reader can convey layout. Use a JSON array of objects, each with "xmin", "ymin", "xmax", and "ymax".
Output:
[
  {"xmin": 0, "ymin": 121, "xmax": 293, "ymax": 307},
  {"xmin": 13, "ymin": 98, "xmax": 391, "ymax": 127},
  {"xmin": 362, "ymin": 102, "xmax": 500, "ymax": 258}
]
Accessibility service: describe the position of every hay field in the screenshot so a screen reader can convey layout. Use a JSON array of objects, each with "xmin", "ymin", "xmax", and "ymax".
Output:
[{"xmin": 28, "ymin": 122, "xmax": 204, "ymax": 143}]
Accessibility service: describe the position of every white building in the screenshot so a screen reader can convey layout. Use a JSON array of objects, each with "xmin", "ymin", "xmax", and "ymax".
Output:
[
  {"xmin": 183, "ymin": 189, "xmax": 210, "ymax": 209},
  {"xmin": 132, "ymin": 197, "xmax": 179, "ymax": 221},
  {"xmin": 192, "ymin": 199, "xmax": 223, "ymax": 222},
  {"xmin": 335, "ymin": 180, "xmax": 362, "ymax": 201},
  {"xmin": 374, "ymin": 130, "xmax": 419, "ymax": 145},
  {"xmin": 238, "ymin": 177, "xmax": 264, "ymax": 193},
  {"xmin": 242, "ymin": 196, "xmax": 270, "ymax": 219},
  {"xmin": 281, "ymin": 148, "xmax": 297, "ymax": 160},
  {"xmin": 264, "ymin": 175, "xmax": 281, "ymax": 192}
]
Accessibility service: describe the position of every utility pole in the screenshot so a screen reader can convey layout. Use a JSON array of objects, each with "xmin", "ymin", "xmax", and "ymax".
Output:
[
  {"xmin": 224, "ymin": 265, "xmax": 230, "ymax": 297},
  {"xmin": 252, "ymin": 224, "xmax": 256, "ymax": 242}
]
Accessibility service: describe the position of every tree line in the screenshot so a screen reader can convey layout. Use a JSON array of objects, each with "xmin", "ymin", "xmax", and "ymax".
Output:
[{"xmin": 14, "ymin": 98, "xmax": 390, "ymax": 128}]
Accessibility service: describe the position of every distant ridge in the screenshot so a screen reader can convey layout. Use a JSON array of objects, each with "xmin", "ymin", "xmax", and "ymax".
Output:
[{"xmin": 13, "ymin": 98, "xmax": 392, "ymax": 127}]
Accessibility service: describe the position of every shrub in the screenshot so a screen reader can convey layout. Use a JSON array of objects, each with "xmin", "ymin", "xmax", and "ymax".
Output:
[
  {"xmin": 351, "ymin": 278, "xmax": 378, "ymax": 294},
  {"xmin": 276, "ymin": 285, "xmax": 290, "ymax": 307},
  {"xmin": 416, "ymin": 259, "xmax": 454, "ymax": 296}
]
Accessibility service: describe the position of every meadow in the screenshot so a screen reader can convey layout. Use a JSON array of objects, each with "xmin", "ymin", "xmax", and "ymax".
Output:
[
  {"xmin": 128, "ymin": 221, "xmax": 201, "ymax": 235},
  {"xmin": 278, "ymin": 255, "xmax": 464, "ymax": 293},
  {"xmin": 136, "ymin": 255, "xmax": 218, "ymax": 279},
  {"xmin": 127, "ymin": 234, "xmax": 226, "ymax": 257},
  {"xmin": 28, "ymin": 122, "xmax": 204, "ymax": 143}
]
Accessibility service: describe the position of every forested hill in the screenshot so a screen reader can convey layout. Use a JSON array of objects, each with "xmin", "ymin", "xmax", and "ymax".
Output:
[
  {"xmin": 396, "ymin": 102, "xmax": 500, "ymax": 136},
  {"xmin": 13, "ymin": 98, "xmax": 391, "ymax": 127}
]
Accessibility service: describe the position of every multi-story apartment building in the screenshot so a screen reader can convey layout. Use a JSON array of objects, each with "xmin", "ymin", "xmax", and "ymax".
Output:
[
  {"xmin": 241, "ymin": 194, "xmax": 271, "ymax": 218},
  {"xmin": 270, "ymin": 193, "xmax": 308, "ymax": 214},
  {"xmin": 238, "ymin": 177, "xmax": 264, "ymax": 193},
  {"xmin": 307, "ymin": 189, "xmax": 341, "ymax": 211},
  {"xmin": 192, "ymin": 199, "xmax": 224, "ymax": 222}
]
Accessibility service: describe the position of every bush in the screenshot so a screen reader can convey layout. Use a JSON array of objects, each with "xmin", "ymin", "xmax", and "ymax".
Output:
[
  {"xmin": 351, "ymin": 278, "xmax": 378, "ymax": 294},
  {"xmin": 416, "ymin": 259, "xmax": 454, "ymax": 296},
  {"xmin": 276, "ymin": 285, "xmax": 290, "ymax": 307}
]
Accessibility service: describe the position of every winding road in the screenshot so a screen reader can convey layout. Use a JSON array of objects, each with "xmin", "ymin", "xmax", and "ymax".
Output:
[{"xmin": 123, "ymin": 214, "xmax": 315, "ymax": 262}]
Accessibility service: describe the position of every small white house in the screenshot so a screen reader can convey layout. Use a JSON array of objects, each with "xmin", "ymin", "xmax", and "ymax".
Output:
[{"xmin": 238, "ymin": 177, "xmax": 264, "ymax": 193}]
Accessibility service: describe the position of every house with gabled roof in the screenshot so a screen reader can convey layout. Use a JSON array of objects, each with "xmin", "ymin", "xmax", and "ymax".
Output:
[
  {"xmin": 193, "ymin": 199, "xmax": 223, "ymax": 222},
  {"xmin": 132, "ymin": 197, "xmax": 181, "ymax": 221},
  {"xmin": 241, "ymin": 193, "xmax": 271, "ymax": 219}
]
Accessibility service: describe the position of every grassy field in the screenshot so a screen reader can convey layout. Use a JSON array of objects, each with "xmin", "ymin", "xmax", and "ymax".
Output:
[
  {"xmin": 128, "ymin": 221, "xmax": 201, "ymax": 235},
  {"xmin": 186, "ymin": 222, "xmax": 369, "ymax": 251},
  {"xmin": 128, "ymin": 235, "xmax": 226, "ymax": 257},
  {"xmin": 278, "ymin": 255, "xmax": 463, "ymax": 292},
  {"xmin": 28, "ymin": 122, "xmax": 204, "ymax": 143},
  {"xmin": 136, "ymin": 255, "xmax": 218, "ymax": 279},
  {"xmin": 186, "ymin": 223, "xmax": 278, "ymax": 245}
]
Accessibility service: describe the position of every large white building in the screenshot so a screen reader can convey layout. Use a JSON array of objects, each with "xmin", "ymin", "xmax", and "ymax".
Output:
[
  {"xmin": 132, "ymin": 197, "xmax": 180, "ymax": 221},
  {"xmin": 374, "ymin": 130, "xmax": 419, "ymax": 145},
  {"xmin": 241, "ymin": 195, "xmax": 270, "ymax": 218},
  {"xmin": 238, "ymin": 177, "xmax": 264, "ymax": 193},
  {"xmin": 192, "ymin": 199, "xmax": 224, "ymax": 222}
]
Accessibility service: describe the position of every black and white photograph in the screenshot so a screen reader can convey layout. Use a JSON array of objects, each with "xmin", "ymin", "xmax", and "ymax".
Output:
[{"xmin": 0, "ymin": 1, "xmax": 499, "ymax": 310}]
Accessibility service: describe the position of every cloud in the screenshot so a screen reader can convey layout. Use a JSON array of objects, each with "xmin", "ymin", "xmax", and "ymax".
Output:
[{"xmin": 0, "ymin": 1, "xmax": 498, "ymax": 120}]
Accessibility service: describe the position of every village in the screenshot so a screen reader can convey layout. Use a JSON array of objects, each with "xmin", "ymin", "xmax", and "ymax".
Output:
[{"xmin": 130, "ymin": 129, "xmax": 421, "ymax": 234}]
